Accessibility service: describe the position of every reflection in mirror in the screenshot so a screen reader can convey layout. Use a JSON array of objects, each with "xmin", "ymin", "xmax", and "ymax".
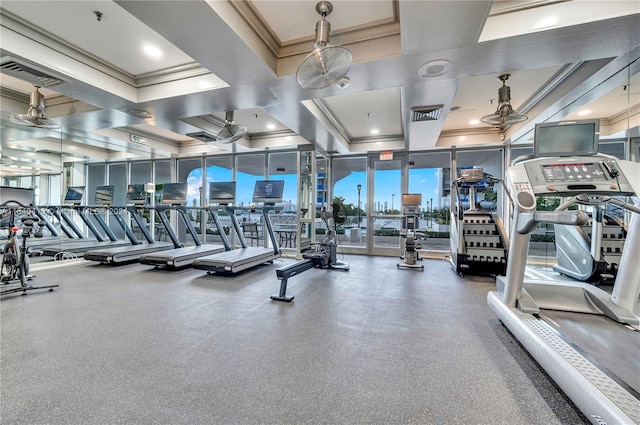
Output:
[
  {"xmin": 298, "ymin": 150, "xmax": 314, "ymax": 253},
  {"xmin": 268, "ymin": 151, "xmax": 297, "ymax": 251},
  {"xmin": 315, "ymin": 155, "xmax": 328, "ymax": 246},
  {"xmin": 0, "ymin": 115, "xmax": 63, "ymax": 288}
]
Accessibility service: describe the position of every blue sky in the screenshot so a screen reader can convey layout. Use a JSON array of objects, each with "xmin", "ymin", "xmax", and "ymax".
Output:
[
  {"xmin": 335, "ymin": 168, "xmax": 441, "ymax": 211},
  {"xmin": 184, "ymin": 166, "xmax": 442, "ymax": 211}
]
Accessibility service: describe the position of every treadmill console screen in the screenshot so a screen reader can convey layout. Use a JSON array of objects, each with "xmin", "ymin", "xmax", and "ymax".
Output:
[
  {"xmin": 540, "ymin": 163, "xmax": 607, "ymax": 183},
  {"xmin": 252, "ymin": 180, "xmax": 285, "ymax": 204},
  {"xmin": 64, "ymin": 186, "xmax": 85, "ymax": 205},
  {"xmin": 127, "ymin": 184, "xmax": 147, "ymax": 205},
  {"xmin": 521, "ymin": 157, "xmax": 634, "ymax": 197},
  {"xmin": 161, "ymin": 183, "xmax": 188, "ymax": 205},
  {"xmin": 95, "ymin": 185, "xmax": 114, "ymax": 205}
]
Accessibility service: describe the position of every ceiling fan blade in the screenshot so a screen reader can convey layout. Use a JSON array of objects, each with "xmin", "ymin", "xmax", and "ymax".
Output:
[
  {"xmin": 296, "ymin": 45, "xmax": 352, "ymax": 89},
  {"xmin": 216, "ymin": 125, "xmax": 247, "ymax": 143}
]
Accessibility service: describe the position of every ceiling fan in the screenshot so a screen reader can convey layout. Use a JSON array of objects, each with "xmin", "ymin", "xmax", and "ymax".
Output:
[
  {"xmin": 480, "ymin": 74, "xmax": 528, "ymax": 131},
  {"xmin": 296, "ymin": 1, "xmax": 352, "ymax": 90},
  {"xmin": 216, "ymin": 111, "xmax": 247, "ymax": 143},
  {"xmin": 8, "ymin": 85, "xmax": 60, "ymax": 129}
]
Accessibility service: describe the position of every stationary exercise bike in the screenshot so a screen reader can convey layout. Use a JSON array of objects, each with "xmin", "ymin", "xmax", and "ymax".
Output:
[
  {"xmin": 271, "ymin": 203, "xmax": 349, "ymax": 302},
  {"xmin": 1, "ymin": 200, "xmax": 59, "ymax": 296}
]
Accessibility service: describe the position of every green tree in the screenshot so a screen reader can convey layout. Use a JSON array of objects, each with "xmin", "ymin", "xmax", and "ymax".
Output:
[{"xmin": 332, "ymin": 196, "xmax": 365, "ymax": 220}]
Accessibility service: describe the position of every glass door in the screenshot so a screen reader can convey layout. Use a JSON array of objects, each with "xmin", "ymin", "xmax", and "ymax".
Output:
[
  {"xmin": 331, "ymin": 156, "xmax": 367, "ymax": 253},
  {"xmin": 368, "ymin": 154, "xmax": 405, "ymax": 256}
]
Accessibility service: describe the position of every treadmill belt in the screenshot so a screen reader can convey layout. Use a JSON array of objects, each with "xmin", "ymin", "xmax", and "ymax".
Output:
[{"xmin": 540, "ymin": 309, "xmax": 640, "ymax": 394}]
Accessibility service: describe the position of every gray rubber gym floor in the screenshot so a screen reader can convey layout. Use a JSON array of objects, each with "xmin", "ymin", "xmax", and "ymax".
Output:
[{"xmin": 1, "ymin": 255, "xmax": 588, "ymax": 425}]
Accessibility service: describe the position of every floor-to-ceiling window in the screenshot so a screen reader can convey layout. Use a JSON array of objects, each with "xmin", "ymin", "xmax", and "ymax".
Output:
[
  {"xmin": 177, "ymin": 158, "xmax": 204, "ymax": 244},
  {"xmin": 236, "ymin": 154, "xmax": 266, "ymax": 245},
  {"xmin": 108, "ymin": 163, "xmax": 127, "ymax": 239},
  {"xmin": 204, "ymin": 156, "xmax": 233, "ymax": 244},
  {"xmin": 331, "ymin": 156, "xmax": 367, "ymax": 250},
  {"xmin": 87, "ymin": 164, "xmax": 106, "ymax": 205},
  {"xmin": 408, "ymin": 151, "xmax": 451, "ymax": 252}
]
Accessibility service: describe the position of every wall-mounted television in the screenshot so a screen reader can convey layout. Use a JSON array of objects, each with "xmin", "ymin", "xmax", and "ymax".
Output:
[
  {"xmin": 161, "ymin": 183, "xmax": 188, "ymax": 205},
  {"xmin": 209, "ymin": 181, "xmax": 236, "ymax": 205},
  {"xmin": 534, "ymin": 119, "xmax": 599, "ymax": 158},
  {"xmin": 252, "ymin": 180, "xmax": 285, "ymax": 204},
  {"xmin": 95, "ymin": 185, "xmax": 114, "ymax": 205},
  {"xmin": 0, "ymin": 186, "xmax": 35, "ymax": 207},
  {"xmin": 401, "ymin": 193, "xmax": 422, "ymax": 207},
  {"xmin": 64, "ymin": 186, "xmax": 85, "ymax": 205},
  {"xmin": 126, "ymin": 184, "xmax": 146, "ymax": 205}
]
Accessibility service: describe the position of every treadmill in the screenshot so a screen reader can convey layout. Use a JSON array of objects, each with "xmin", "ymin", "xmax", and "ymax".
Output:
[
  {"xmin": 193, "ymin": 180, "xmax": 284, "ymax": 275},
  {"xmin": 83, "ymin": 184, "xmax": 175, "ymax": 264},
  {"xmin": 41, "ymin": 185, "xmax": 138, "ymax": 256},
  {"xmin": 139, "ymin": 182, "xmax": 236, "ymax": 268},
  {"xmin": 487, "ymin": 120, "xmax": 640, "ymax": 425}
]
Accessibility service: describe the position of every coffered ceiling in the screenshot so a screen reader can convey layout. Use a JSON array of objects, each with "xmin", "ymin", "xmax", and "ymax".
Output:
[{"xmin": 1, "ymin": 0, "xmax": 639, "ymax": 177}]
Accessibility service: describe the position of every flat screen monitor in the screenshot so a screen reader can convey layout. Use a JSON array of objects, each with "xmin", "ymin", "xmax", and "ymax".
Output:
[
  {"xmin": 402, "ymin": 193, "xmax": 422, "ymax": 207},
  {"xmin": 95, "ymin": 185, "xmax": 114, "ymax": 205},
  {"xmin": 161, "ymin": 183, "xmax": 188, "ymax": 205},
  {"xmin": 252, "ymin": 180, "xmax": 285, "ymax": 204},
  {"xmin": 126, "ymin": 184, "xmax": 146, "ymax": 205},
  {"xmin": 534, "ymin": 119, "xmax": 599, "ymax": 158},
  {"xmin": 209, "ymin": 181, "xmax": 236, "ymax": 205},
  {"xmin": 64, "ymin": 186, "xmax": 85, "ymax": 204},
  {"xmin": 0, "ymin": 186, "xmax": 35, "ymax": 207},
  {"xmin": 458, "ymin": 167, "xmax": 485, "ymax": 183}
]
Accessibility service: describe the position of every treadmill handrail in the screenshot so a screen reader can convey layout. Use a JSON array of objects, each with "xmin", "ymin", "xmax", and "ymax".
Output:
[
  {"xmin": 150, "ymin": 206, "xmax": 182, "ymax": 248},
  {"xmin": 205, "ymin": 207, "xmax": 232, "ymax": 251}
]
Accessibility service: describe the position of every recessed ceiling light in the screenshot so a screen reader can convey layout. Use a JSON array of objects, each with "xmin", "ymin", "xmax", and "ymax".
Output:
[
  {"xmin": 469, "ymin": 119, "xmax": 480, "ymax": 125},
  {"xmin": 578, "ymin": 109, "xmax": 592, "ymax": 116},
  {"xmin": 267, "ymin": 123, "xmax": 276, "ymax": 130},
  {"xmin": 418, "ymin": 60, "xmax": 452, "ymax": 78},
  {"xmin": 143, "ymin": 44, "xmax": 163, "ymax": 58},
  {"xmin": 371, "ymin": 129, "xmax": 380, "ymax": 135}
]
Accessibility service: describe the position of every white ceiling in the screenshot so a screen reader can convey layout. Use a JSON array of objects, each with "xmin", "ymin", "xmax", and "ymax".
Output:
[{"xmin": 1, "ymin": 0, "xmax": 639, "ymax": 177}]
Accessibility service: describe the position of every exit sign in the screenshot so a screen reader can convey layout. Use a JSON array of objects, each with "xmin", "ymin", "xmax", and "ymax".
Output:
[
  {"xmin": 130, "ymin": 134, "xmax": 146, "ymax": 144},
  {"xmin": 380, "ymin": 151, "xmax": 393, "ymax": 160}
]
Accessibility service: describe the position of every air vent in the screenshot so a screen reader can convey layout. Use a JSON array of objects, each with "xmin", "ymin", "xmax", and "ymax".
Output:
[
  {"xmin": 186, "ymin": 131, "xmax": 217, "ymax": 143},
  {"xmin": 0, "ymin": 58, "xmax": 66, "ymax": 88},
  {"xmin": 411, "ymin": 105, "xmax": 444, "ymax": 122}
]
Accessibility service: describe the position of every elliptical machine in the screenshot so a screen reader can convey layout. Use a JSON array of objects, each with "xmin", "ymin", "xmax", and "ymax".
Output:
[
  {"xmin": 397, "ymin": 193, "xmax": 424, "ymax": 270},
  {"xmin": 553, "ymin": 202, "xmax": 626, "ymax": 285},
  {"xmin": 271, "ymin": 203, "xmax": 349, "ymax": 302}
]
